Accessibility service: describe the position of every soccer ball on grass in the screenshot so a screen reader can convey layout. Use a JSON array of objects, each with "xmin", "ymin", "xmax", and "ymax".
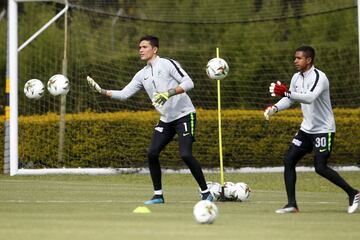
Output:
[
  {"xmin": 24, "ymin": 79, "xmax": 45, "ymax": 100},
  {"xmin": 209, "ymin": 182, "xmax": 222, "ymax": 201},
  {"xmin": 206, "ymin": 57, "xmax": 229, "ymax": 80},
  {"xmin": 233, "ymin": 182, "xmax": 251, "ymax": 201},
  {"xmin": 199, "ymin": 181, "xmax": 222, "ymax": 201},
  {"xmin": 193, "ymin": 200, "xmax": 219, "ymax": 224},
  {"xmin": 223, "ymin": 181, "xmax": 236, "ymax": 200}
]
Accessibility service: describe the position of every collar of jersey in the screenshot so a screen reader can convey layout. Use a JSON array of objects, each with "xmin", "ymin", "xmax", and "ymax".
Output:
[
  {"xmin": 300, "ymin": 65, "xmax": 314, "ymax": 78},
  {"xmin": 147, "ymin": 55, "xmax": 160, "ymax": 66}
]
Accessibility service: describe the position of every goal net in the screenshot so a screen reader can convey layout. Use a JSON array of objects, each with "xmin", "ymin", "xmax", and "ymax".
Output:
[{"xmin": 4, "ymin": 0, "xmax": 360, "ymax": 175}]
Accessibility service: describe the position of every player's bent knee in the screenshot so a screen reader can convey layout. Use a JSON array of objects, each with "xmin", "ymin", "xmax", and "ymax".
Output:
[
  {"xmin": 314, "ymin": 155, "xmax": 330, "ymax": 176},
  {"xmin": 283, "ymin": 145, "xmax": 306, "ymax": 169},
  {"xmin": 180, "ymin": 154, "xmax": 194, "ymax": 163},
  {"xmin": 147, "ymin": 150, "xmax": 160, "ymax": 161},
  {"xmin": 314, "ymin": 162, "xmax": 327, "ymax": 176},
  {"xmin": 283, "ymin": 156, "xmax": 294, "ymax": 169}
]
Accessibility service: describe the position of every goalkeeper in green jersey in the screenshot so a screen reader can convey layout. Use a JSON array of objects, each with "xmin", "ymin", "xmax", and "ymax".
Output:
[{"xmin": 87, "ymin": 35, "xmax": 212, "ymax": 204}]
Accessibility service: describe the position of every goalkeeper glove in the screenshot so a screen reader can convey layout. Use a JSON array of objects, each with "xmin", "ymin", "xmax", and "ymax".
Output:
[
  {"xmin": 264, "ymin": 105, "xmax": 278, "ymax": 120},
  {"xmin": 87, "ymin": 76, "xmax": 107, "ymax": 95},
  {"xmin": 152, "ymin": 89, "xmax": 176, "ymax": 107},
  {"xmin": 269, "ymin": 81, "xmax": 291, "ymax": 98}
]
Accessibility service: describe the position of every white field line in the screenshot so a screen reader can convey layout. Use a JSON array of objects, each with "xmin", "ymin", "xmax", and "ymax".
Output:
[
  {"xmin": 0, "ymin": 179, "xmax": 148, "ymax": 188},
  {"xmin": 0, "ymin": 199, "xmax": 342, "ymax": 205},
  {"xmin": 203, "ymin": 166, "xmax": 360, "ymax": 173},
  {"xmin": 10, "ymin": 166, "xmax": 360, "ymax": 175}
]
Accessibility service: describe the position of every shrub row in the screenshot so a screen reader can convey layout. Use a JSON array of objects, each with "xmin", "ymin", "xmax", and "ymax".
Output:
[{"xmin": 0, "ymin": 109, "xmax": 359, "ymax": 173}]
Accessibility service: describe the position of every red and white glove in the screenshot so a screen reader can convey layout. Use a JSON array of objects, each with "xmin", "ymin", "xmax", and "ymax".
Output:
[
  {"xmin": 264, "ymin": 105, "xmax": 278, "ymax": 120},
  {"xmin": 269, "ymin": 81, "xmax": 291, "ymax": 98}
]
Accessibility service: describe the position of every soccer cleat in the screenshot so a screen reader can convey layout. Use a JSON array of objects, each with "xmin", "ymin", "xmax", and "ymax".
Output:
[
  {"xmin": 144, "ymin": 195, "xmax": 165, "ymax": 205},
  {"xmin": 201, "ymin": 191, "xmax": 214, "ymax": 202},
  {"xmin": 275, "ymin": 204, "xmax": 299, "ymax": 214},
  {"xmin": 348, "ymin": 192, "xmax": 360, "ymax": 214}
]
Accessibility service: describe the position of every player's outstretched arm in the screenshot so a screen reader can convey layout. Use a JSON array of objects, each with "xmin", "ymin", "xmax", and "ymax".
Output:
[
  {"xmin": 264, "ymin": 105, "xmax": 278, "ymax": 120},
  {"xmin": 266, "ymin": 80, "xmax": 294, "ymax": 119},
  {"xmin": 86, "ymin": 76, "xmax": 110, "ymax": 96}
]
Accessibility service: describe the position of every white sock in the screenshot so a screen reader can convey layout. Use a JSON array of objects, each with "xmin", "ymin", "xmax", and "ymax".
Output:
[
  {"xmin": 154, "ymin": 190, "xmax": 163, "ymax": 196},
  {"xmin": 200, "ymin": 189, "xmax": 210, "ymax": 194}
]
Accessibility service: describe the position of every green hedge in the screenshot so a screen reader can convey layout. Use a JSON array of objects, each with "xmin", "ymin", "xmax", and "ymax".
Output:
[{"xmin": 0, "ymin": 109, "xmax": 359, "ymax": 172}]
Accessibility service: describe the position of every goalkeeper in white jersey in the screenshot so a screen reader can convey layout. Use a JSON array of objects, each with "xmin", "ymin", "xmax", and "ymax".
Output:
[
  {"xmin": 265, "ymin": 45, "xmax": 359, "ymax": 214},
  {"xmin": 87, "ymin": 35, "xmax": 212, "ymax": 204}
]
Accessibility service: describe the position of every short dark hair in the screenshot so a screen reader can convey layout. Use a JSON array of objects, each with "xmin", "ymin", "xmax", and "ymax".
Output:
[
  {"xmin": 139, "ymin": 35, "xmax": 159, "ymax": 48},
  {"xmin": 295, "ymin": 45, "xmax": 315, "ymax": 64}
]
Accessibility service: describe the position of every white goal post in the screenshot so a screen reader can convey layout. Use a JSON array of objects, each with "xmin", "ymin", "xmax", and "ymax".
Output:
[
  {"xmin": 5, "ymin": 0, "xmax": 83, "ymax": 176},
  {"xmin": 6, "ymin": 0, "xmax": 137, "ymax": 176}
]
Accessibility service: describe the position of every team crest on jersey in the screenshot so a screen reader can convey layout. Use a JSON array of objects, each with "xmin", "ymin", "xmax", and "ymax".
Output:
[{"xmin": 157, "ymin": 70, "xmax": 162, "ymax": 76}]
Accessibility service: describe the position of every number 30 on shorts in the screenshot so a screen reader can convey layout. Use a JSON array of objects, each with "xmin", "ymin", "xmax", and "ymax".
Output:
[{"xmin": 315, "ymin": 137, "xmax": 327, "ymax": 148}]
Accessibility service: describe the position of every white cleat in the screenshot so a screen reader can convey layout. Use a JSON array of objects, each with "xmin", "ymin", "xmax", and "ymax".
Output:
[
  {"xmin": 348, "ymin": 192, "xmax": 360, "ymax": 214},
  {"xmin": 275, "ymin": 205, "xmax": 299, "ymax": 214}
]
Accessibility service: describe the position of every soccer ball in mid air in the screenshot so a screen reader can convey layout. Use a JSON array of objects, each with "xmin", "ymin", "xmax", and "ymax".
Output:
[
  {"xmin": 233, "ymin": 182, "xmax": 251, "ymax": 202},
  {"xmin": 47, "ymin": 74, "xmax": 70, "ymax": 96},
  {"xmin": 24, "ymin": 79, "xmax": 45, "ymax": 100},
  {"xmin": 193, "ymin": 200, "xmax": 219, "ymax": 224},
  {"xmin": 206, "ymin": 57, "xmax": 229, "ymax": 80}
]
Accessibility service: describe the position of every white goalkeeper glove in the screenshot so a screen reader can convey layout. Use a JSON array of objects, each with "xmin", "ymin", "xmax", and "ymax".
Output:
[
  {"xmin": 264, "ymin": 105, "xmax": 278, "ymax": 120},
  {"xmin": 87, "ymin": 76, "xmax": 107, "ymax": 95}
]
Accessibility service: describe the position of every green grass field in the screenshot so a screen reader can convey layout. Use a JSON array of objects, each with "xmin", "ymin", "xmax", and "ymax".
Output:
[{"xmin": 0, "ymin": 172, "xmax": 359, "ymax": 240}]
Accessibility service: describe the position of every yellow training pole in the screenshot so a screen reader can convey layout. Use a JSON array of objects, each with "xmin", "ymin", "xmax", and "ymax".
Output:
[{"xmin": 216, "ymin": 47, "xmax": 225, "ymax": 186}]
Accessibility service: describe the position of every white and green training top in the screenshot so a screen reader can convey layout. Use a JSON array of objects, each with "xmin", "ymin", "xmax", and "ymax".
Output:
[
  {"xmin": 274, "ymin": 65, "xmax": 336, "ymax": 134},
  {"xmin": 110, "ymin": 56, "xmax": 195, "ymax": 123}
]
